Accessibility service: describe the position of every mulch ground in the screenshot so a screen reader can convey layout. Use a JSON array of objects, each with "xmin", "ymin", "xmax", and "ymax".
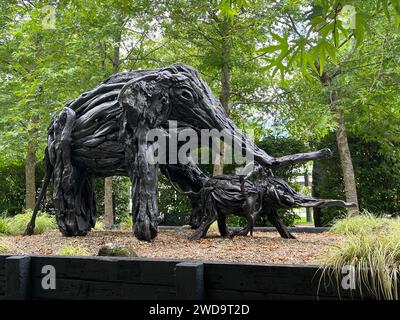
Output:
[{"xmin": 0, "ymin": 228, "xmax": 342, "ymax": 265}]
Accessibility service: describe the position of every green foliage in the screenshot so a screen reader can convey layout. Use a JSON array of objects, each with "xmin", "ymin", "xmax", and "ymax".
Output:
[
  {"xmin": 0, "ymin": 211, "xmax": 57, "ymax": 235},
  {"xmin": 0, "ymin": 219, "xmax": 7, "ymax": 234},
  {"xmin": 315, "ymin": 134, "xmax": 400, "ymax": 225},
  {"xmin": 259, "ymin": 0, "xmax": 400, "ymax": 79},
  {"xmin": 331, "ymin": 211, "xmax": 400, "ymax": 236},
  {"xmin": 119, "ymin": 214, "xmax": 133, "ymax": 230},
  {"xmin": 158, "ymin": 173, "xmax": 192, "ymax": 217},
  {"xmin": 57, "ymin": 245, "xmax": 89, "ymax": 256},
  {"xmin": 0, "ymin": 161, "xmax": 44, "ymax": 215},
  {"xmin": 95, "ymin": 177, "xmax": 131, "ymax": 223},
  {"xmin": 319, "ymin": 214, "xmax": 400, "ymax": 300}
]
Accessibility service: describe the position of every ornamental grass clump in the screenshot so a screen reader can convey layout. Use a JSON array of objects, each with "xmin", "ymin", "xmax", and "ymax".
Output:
[
  {"xmin": 4, "ymin": 211, "xmax": 57, "ymax": 235},
  {"xmin": 57, "ymin": 245, "xmax": 89, "ymax": 256},
  {"xmin": 319, "ymin": 212, "xmax": 400, "ymax": 300}
]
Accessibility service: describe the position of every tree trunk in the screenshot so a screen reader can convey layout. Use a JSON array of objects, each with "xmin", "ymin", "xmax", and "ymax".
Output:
[
  {"xmin": 214, "ymin": 19, "xmax": 231, "ymax": 176},
  {"xmin": 103, "ymin": 15, "xmax": 123, "ymax": 225},
  {"xmin": 304, "ymin": 172, "xmax": 312, "ymax": 223},
  {"xmin": 104, "ymin": 177, "xmax": 114, "ymax": 227},
  {"xmin": 25, "ymin": 140, "xmax": 36, "ymax": 210},
  {"xmin": 312, "ymin": 161, "xmax": 323, "ymax": 227},
  {"xmin": 336, "ymin": 110, "xmax": 359, "ymax": 215}
]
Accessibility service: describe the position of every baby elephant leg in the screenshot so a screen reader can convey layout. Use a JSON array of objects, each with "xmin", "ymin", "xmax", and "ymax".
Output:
[
  {"xmin": 267, "ymin": 208, "xmax": 296, "ymax": 239},
  {"xmin": 229, "ymin": 225, "xmax": 251, "ymax": 237},
  {"xmin": 217, "ymin": 214, "xmax": 229, "ymax": 237},
  {"xmin": 230, "ymin": 194, "xmax": 257, "ymax": 238},
  {"xmin": 188, "ymin": 211, "xmax": 216, "ymax": 241}
]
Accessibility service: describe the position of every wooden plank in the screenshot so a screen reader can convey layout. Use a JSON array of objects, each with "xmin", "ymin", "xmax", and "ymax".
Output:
[
  {"xmin": 32, "ymin": 277, "xmax": 176, "ymax": 300},
  {"xmin": 204, "ymin": 262, "xmax": 373, "ymax": 299},
  {"xmin": 1, "ymin": 255, "xmax": 19, "ymax": 297},
  {"xmin": 175, "ymin": 261, "xmax": 204, "ymax": 300},
  {"xmin": 31, "ymin": 256, "xmax": 180, "ymax": 286},
  {"xmin": 206, "ymin": 289, "xmax": 351, "ymax": 300},
  {"xmin": 0, "ymin": 274, "xmax": 5, "ymax": 296},
  {"xmin": 5, "ymin": 256, "xmax": 31, "ymax": 300},
  {"xmin": 0, "ymin": 254, "xmax": 10, "ymax": 271}
]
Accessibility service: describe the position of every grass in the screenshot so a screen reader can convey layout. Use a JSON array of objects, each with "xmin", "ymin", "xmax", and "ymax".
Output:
[
  {"xmin": 330, "ymin": 211, "xmax": 398, "ymax": 235},
  {"xmin": 0, "ymin": 242, "xmax": 9, "ymax": 254},
  {"xmin": 208, "ymin": 221, "xmax": 218, "ymax": 233},
  {"xmin": 119, "ymin": 215, "xmax": 133, "ymax": 230},
  {"xmin": 57, "ymin": 245, "xmax": 89, "ymax": 256},
  {"xmin": 0, "ymin": 219, "xmax": 7, "ymax": 234},
  {"xmin": 294, "ymin": 216, "xmax": 313, "ymax": 225},
  {"xmin": 0, "ymin": 211, "xmax": 57, "ymax": 235},
  {"xmin": 93, "ymin": 218, "xmax": 105, "ymax": 231},
  {"xmin": 318, "ymin": 212, "xmax": 400, "ymax": 300}
]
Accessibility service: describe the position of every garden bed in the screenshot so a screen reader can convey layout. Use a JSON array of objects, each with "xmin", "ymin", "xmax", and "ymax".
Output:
[{"xmin": 0, "ymin": 228, "xmax": 341, "ymax": 265}]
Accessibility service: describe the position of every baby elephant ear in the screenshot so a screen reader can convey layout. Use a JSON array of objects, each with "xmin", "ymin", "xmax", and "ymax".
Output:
[{"xmin": 118, "ymin": 73, "xmax": 171, "ymax": 129}]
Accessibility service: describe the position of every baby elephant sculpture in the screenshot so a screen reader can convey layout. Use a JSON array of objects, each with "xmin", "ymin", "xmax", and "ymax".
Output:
[{"xmin": 179, "ymin": 167, "xmax": 355, "ymax": 241}]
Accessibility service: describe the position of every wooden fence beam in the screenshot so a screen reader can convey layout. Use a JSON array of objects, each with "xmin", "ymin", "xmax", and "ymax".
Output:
[
  {"xmin": 5, "ymin": 256, "xmax": 31, "ymax": 300},
  {"xmin": 175, "ymin": 261, "xmax": 204, "ymax": 300}
]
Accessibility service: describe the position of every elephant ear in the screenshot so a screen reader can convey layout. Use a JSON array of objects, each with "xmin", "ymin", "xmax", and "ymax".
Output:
[{"xmin": 118, "ymin": 73, "xmax": 172, "ymax": 130}]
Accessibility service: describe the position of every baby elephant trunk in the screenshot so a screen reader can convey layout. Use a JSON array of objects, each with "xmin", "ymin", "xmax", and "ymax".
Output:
[{"xmin": 266, "ymin": 176, "xmax": 356, "ymax": 209}]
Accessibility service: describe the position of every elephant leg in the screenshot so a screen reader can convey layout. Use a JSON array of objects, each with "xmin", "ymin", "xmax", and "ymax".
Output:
[
  {"xmin": 188, "ymin": 215, "xmax": 216, "ymax": 240},
  {"xmin": 51, "ymin": 108, "xmax": 96, "ymax": 236},
  {"xmin": 217, "ymin": 214, "xmax": 229, "ymax": 237},
  {"xmin": 267, "ymin": 208, "xmax": 296, "ymax": 239},
  {"xmin": 131, "ymin": 142, "xmax": 159, "ymax": 242},
  {"xmin": 56, "ymin": 168, "xmax": 96, "ymax": 236},
  {"xmin": 229, "ymin": 225, "xmax": 251, "ymax": 237}
]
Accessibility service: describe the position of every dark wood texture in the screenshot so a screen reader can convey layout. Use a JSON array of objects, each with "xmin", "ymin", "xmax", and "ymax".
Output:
[
  {"xmin": 175, "ymin": 261, "xmax": 205, "ymax": 300},
  {"xmin": 4, "ymin": 256, "xmax": 31, "ymax": 300},
  {"xmin": 0, "ymin": 254, "xmax": 383, "ymax": 300},
  {"xmin": 0, "ymin": 255, "xmax": 9, "ymax": 298}
]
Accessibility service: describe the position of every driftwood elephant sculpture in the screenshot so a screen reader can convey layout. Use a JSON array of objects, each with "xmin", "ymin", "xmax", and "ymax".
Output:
[
  {"xmin": 172, "ymin": 166, "xmax": 355, "ymax": 240},
  {"xmin": 26, "ymin": 63, "xmax": 335, "ymax": 242}
]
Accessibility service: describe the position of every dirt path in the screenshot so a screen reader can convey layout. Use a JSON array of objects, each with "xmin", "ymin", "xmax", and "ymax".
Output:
[{"xmin": 0, "ymin": 228, "xmax": 342, "ymax": 265}]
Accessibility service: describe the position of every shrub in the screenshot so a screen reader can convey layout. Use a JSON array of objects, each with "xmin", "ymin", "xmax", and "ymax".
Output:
[
  {"xmin": 98, "ymin": 243, "xmax": 137, "ymax": 257},
  {"xmin": 57, "ymin": 245, "xmax": 89, "ymax": 256},
  {"xmin": 0, "ymin": 219, "xmax": 7, "ymax": 234},
  {"xmin": 93, "ymin": 218, "xmax": 105, "ymax": 231},
  {"xmin": 318, "ymin": 214, "xmax": 400, "ymax": 300},
  {"xmin": 4, "ymin": 211, "xmax": 57, "ymax": 235},
  {"xmin": 95, "ymin": 176, "xmax": 131, "ymax": 222},
  {"xmin": 330, "ymin": 211, "xmax": 398, "ymax": 236},
  {"xmin": 314, "ymin": 134, "xmax": 400, "ymax": 225},
  {"xmin": 119, "ymin": 214, "xmax": 133, "ymax": 230}
]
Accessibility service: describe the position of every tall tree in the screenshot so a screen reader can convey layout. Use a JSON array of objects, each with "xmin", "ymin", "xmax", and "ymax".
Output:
[
  {"xmin": 159, "ymin": 0, "xmax": 271, "ymax": 174},
  {"xmin": 253, "ymin": 0, "xmax": 400, "ymax": 215},
  {"xmin": 0, "ymin": 0, "xmax": 157, "ymax": 214}
]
